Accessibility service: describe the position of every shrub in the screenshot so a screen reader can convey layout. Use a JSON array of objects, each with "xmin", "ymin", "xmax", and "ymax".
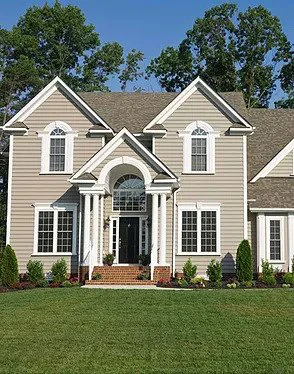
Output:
[
  {"xmin": 177, "ymin": 278, "xmax": 189, "ymax": 288},
  {"xmin": 36, "ymin": 279, "xmax": 49, "ymax": 288},
  {"xmin": 183, "ymin": 258, "xmax": 197, "ymax": 283},
  {"xmin": 236, "ymin": 240, "xmax": 253, "ymax": 282},
  {"xmin": 0, "ymin": 246, "xmax": 4, "ymax": 284},
  {"xmin": 227, "ymin": 283, "xmax": 237, "ymax": 289},
  {"xmin": 70, "ymin": 281, "xmax": 81, "ymax": 287},
  {"xmin": 61, "ymin": 280, "xmax": 72, "ymax": 288},
  {"xmin": 1, "ymin": 245, "xmax": 19, "ymax": 286},
  {"xmin": 27, "ymin": 260, "xmax": 45, "ymax": 283},
  {"xmin": 282, "ymin": 283, "xmax": 291, "ymax": 288},
  {"xmin": 283, "ymin": 272, "xmax": 294, "ymax": 285},
  {"xmin": 92, "ymin": 273, "xmax": 102, "ymax": 280},
  {"xmin": 137, "ymin": 271, "xmax": 150, "ymax": 280},
  {"xmin": 260, "ymin": 260, "xmax": 276, "ymax": 286},
  {"xmin": 51, "ymin": 258, "xmax": 67, "ymax": 283},
  {"xmin": 243, "ymin": 280, "xmax": 254, "ymax": 288},
  {"xmin": 103, "ymin": 253, "xmax": 115, "ymax": 266},
  {"xmin": 138, "ymin": 254, "xmax": 151, "ymax": 266},
  {"xmin": 190, "ymin": 276, "xmax": 205, "ymax": 285},
  {"xmin": 206, "ymin": 259, "xmax": 222, "ymax": 284}
]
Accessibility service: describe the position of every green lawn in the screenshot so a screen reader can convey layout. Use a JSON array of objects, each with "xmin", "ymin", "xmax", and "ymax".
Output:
[{"xmin": 1, "ymin": 288, "xmax": 294, "ymax": 373}]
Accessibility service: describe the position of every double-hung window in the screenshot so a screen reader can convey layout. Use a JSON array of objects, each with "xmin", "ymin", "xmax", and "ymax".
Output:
[
  {"xmin": 38, "ymin": 121, "xmax": 77, "ymax": 174},
  {"xmin": 266, "ymin": 216, "xmax": 284, "ymax": 262},
  {"xmin": 179, "ymin": 121, "xmax": 219, "ymax": 174},
  {"xmin": 34, "ymin": 204, "xmax": 77, "ymax": 255},
  {"xmin": 178, "ymin": 203, "xmax": 220, "ymax": 255}
]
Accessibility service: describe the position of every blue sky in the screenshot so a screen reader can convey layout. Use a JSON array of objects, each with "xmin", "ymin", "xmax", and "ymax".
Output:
[{"xmin": 1, "ymin": 0, "xmax": 293, "ymax": 101}]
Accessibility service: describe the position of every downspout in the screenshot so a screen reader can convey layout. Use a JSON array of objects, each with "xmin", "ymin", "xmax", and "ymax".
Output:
[{"xmin": 172, "ymin": 186, "xmax": 180, "ymax": 277}]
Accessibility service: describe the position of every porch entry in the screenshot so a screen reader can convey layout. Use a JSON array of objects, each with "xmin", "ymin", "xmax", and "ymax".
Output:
[{"xmin": 110, "ymin": 215, "xmax": 148, "ymax": 264}]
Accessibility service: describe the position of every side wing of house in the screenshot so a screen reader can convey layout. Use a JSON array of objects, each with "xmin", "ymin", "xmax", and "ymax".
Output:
[{"xmin": 248, "ymin": 115, "xmax": 294, "ymax": 272}]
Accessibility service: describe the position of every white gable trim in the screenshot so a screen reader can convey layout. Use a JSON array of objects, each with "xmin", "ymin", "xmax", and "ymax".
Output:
[
  {"xmin": 251, "ymin": 138, "xmax": 294, "ymax": 182},
  {"xmin": 143, "ymin": 77, "xmax": 252, "ymax": 132},
  {"xmin": 70, "ymin": 127, "xmax": 177, "ymax": 182},
  {"xmin": 3, "ymin": 76, "xmax": 113, "ymax": 133}
]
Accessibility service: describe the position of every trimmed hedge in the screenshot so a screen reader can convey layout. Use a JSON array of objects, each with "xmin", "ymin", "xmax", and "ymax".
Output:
[{"xmin": 236, "ymin": 239, "xmax": 253, "ymax": 282}]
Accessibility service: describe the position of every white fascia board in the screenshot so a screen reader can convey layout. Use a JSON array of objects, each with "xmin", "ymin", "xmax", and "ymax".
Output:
[
  {"xmin": 143, "ymin": 76, "xmax": 252, "ymax": 131},
  {"xmin": 70, "ymin": 127, "xmax": 177, "ymax": 182},
  {"xmin": 4, "ymin": 76, "xmax": 113, "ymax": 133},
  {"xmin": 251, "ymin": 139, "xmax": 294, "ymax": 182},
  {"xmin": 250, "ymin": 207, "xmax": 294, "ymax": 212}
]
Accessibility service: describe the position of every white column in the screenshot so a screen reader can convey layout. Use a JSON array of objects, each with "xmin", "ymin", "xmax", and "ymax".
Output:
[
  {"xmin": 99, "ymin": 195, "xmax": 104, "ymax": 265},
  {"xmin": 257, "ymin": 213, "xmax": 266, "ymax": 272},
  {"xmin": 83, "ymin": 193, "xmax": 91, "ymax": 263},
  {"xmin": 151, "ymin": 193, "xmax": 159, "ymax": 267},
  {"xmin": 288, "ymin": 213, "xmax": 294, "ymax": 271},
  {"xmin": 92, "ymin": 194, "xmax": 100, "ymax": 266},
  {"xmin": 159, "ymin": 194, "xmax": 167, "ymax": 265}
]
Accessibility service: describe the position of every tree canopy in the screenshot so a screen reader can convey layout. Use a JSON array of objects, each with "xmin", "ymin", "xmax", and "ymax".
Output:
[
  {"xmin": 0, "ymin": 0, "xmax": 144, "ymax": 124},
  {"xmin": 147, "ymin": 3, "xmax": 292, "ymax": 108}
]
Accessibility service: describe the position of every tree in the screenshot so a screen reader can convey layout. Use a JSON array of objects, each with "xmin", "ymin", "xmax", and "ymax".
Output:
[
  {"xmin": 119, "ymin": 49, "xmax": 144, "ymax": 91},
  {"xmin": 236, "ymin": 240, "xmax": 253, "ymax": 282},
  {"xmin": 1, "ymin": 244, "xmax": 18, "ymax": 286},
  {"xmin": 0, "ymin": 0, "xmax": 144, "ymax": 120},
  {"xmin": 147, "ymin": 3, "xmax": 291, "ymax": 107},
  {"xmin": 236, "ymin": 6, "xmax": 291, "ymax": 108},
  {"xmin": 275, "ymin": 55, "xmax": 294, "ymax": 108}
]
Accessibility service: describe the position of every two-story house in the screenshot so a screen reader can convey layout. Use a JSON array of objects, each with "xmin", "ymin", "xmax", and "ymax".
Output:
[{"xmin": 3, "ymin": 76, "xmax": 294, "ymax": 282}]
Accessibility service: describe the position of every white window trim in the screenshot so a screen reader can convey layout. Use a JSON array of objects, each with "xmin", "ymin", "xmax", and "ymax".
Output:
[
  {"xmin": 33, "ymin": 203, "xmax": 77, "ymax": 256},
  {"xmin": 178, "ymin": 121, "xmax": 219, "ymax": 174},
  {"xmin": 177, "ymin": 202, "xmax": 221, "ymax": 255},
  {"xmin": 109, "ymin": 215, "xmax": 148, "ymax": 264},
  {"xmin": 265, "ymin": 216, "xmax": 285, "ymax": 264},
  {"xmin": 38, "ymin": 121, "xmax": 78, "ymax": 174}
]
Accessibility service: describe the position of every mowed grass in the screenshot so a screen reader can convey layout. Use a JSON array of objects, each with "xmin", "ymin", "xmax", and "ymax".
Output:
[{"xmin": 0, "ymin": 289, "xmax": 294, "ymax": 373}]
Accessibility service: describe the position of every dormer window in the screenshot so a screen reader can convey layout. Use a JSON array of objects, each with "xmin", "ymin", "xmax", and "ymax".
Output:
[
  {"xmin": 38, "ymin": 121, "xmax": 78, "ymax": 174},
  {"xmin": 179, "ymin": 121, "xmax": 219, "ymax": 174}
]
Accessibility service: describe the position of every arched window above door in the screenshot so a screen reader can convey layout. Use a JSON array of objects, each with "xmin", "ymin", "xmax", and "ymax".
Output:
[{"xmin": 113, "ymin": 174, "xmax": 146, "ymax": 211}]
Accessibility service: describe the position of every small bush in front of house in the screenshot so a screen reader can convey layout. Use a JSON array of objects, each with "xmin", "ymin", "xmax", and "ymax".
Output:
[
  {"xmin": 103, "ymin": 253, "xmax": 115, "ymax": 266},
  {"xmin": 137, "ymin": 271, "xmax": 150, "ymax": 280},
  {"xmin": 36, "ymin": 279, "xmax": 49, "ymax": 288},
  {"xmin": 0, "ymin": 246, "xmax": 4, "ymax": 284},
  {"xmin": 206, "ymin": 259, "xmax": 222, "ymax": 286},
  {"xmin": 283, "ymin": 272, "xmax": 294, "ymax": 285},
  {"xmin": 92, "ymin": 273, "xmax": 102, "ymax": 281},
  {"xmin": 260, "ymin": 260, "xmax": 276, "ymax": 286},
  {"xmin": 1, "ymin": 245, "xmax": 19, "ymax": 287},
  {"xmin": 27, "ymin": 260, "xmax": 45, "ymax": 283},
  {"xmin": 51, "ymin": 258, "xmax": 67, "ymax": 283},
  {"xmin": 236, "ymin": 239, "xmax": 253, "ymax": 282},
  {"xmin": 61, "ymin": 280, "xmax": 72, "ymax": 288},
  {"xmin": 138, "ymin": 253, "xmax": 151, "ymax": 266},
  {"xmin": 183, "ymin": 258, "xmax": 197, "ymax": 283},
  {"xmin": 190, "ymin": 276, "xmax": 205, "ymax": 285},
  {"xmin": 177, "ymin": 278, "xmax": 189, "ymax": 288},
  {"xmin": 227, "ymin": 282, "xmax": 237, "ymax": 289}
]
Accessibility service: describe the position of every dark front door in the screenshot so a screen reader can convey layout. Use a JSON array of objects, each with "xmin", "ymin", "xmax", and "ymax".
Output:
[{"xmin": 119, "ymin": 217, "xmax": 139, "ymax": 263}]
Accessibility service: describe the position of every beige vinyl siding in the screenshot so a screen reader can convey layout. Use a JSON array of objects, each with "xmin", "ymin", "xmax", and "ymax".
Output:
[
  {"xmin": 10, "ymin": 89, "xmax": 103, "ymax": 273},
  {"xmin": 155, "ymin": 89, "xmax": 245, "ymax": 274},
  {"xmin": 268, "ymin": 151, "xmax": 293, "ymax": 177}
]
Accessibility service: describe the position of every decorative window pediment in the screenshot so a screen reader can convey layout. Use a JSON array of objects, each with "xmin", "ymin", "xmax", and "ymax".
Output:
[
  {"xmin": 38, "ymin": 121, "xmax": 78, "ymax": 174},
  {"xmin": 179, "ymin": 121, "xmax": 219, "ymax": 174}
]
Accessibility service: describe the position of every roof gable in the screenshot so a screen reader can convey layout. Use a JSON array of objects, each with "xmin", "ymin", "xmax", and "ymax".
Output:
[
  {"xmin": 251, "ymin": 138, "xmax": 294, "ymax": 182},
  {"xmin": 143, "ymin": 77, "xmax": 253, "ymax": 132},
  {"xmin": 70, "ymin": 127, "xmax": 177, "ymax": 183},
  {"xmin": 3, "ymin": 77, "xmax": 113, "ymax": 133}
]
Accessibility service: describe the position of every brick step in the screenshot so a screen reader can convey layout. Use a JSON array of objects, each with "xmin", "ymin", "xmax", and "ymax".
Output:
[{"xmin": 86, "ymin": 280, "xmax": 156, "ymax": 286}]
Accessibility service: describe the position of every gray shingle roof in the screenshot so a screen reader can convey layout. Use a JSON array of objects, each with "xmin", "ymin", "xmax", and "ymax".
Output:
[
  {"xmin": 246, "ymin": 109, "xmax": 294, "ymax": 181},
  {"xmin": 79, "ymin": 91, "xmax": 247, "ymax": 133},
  {"xmin": 79, "ymin": 92, "xmax": 177, "ymax": 133},
  {"xmin": 248, "ymin": 178, "xmax": 294, "ymax": 208}
]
